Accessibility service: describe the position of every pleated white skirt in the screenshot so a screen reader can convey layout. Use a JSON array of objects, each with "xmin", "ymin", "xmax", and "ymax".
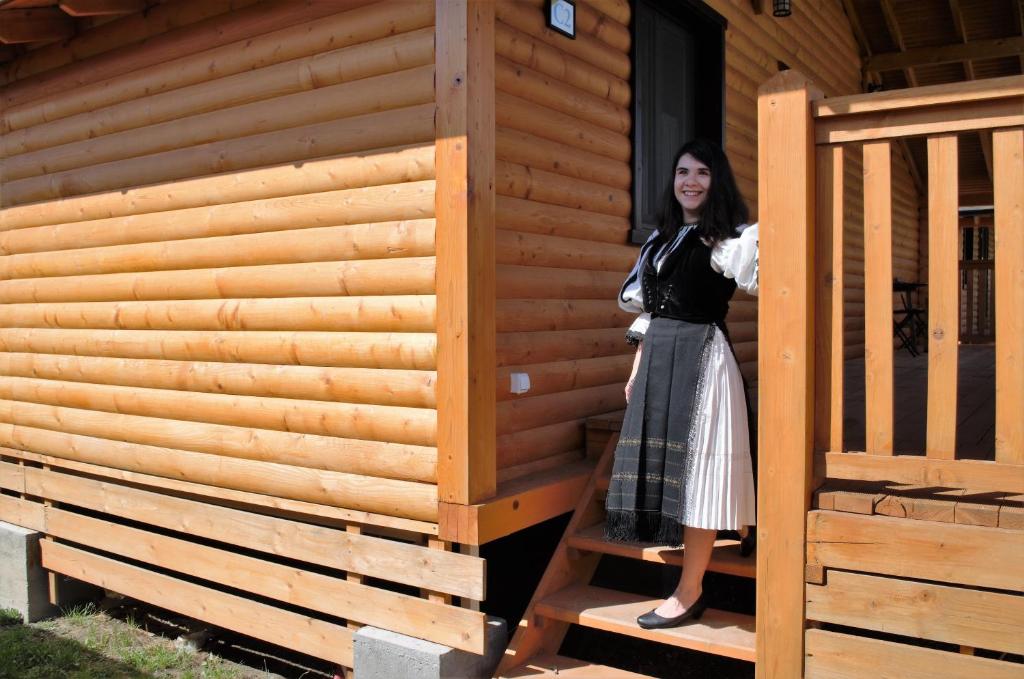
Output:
[{"xmin": 681, "ymin": 327, "xmax": 757, "ymax": 530}]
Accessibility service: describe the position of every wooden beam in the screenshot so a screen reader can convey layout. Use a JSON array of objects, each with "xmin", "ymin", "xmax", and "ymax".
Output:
[
  {"xmin": 756, "ymin": 70, "xmax": 821, "ymax": 679},
  {"xmin": 878, "ymin": 0, "xmax": 916, "ymax": 87},
  {"xmin": 994, "ymin": 127, "xmax": 1024, "ymax": 464},
  {"xmin": 807, "ymin": 570, "xmax": 1024, "ymax": 654},
  {"xmin": 58, "ymin": 0, "xmax": 144, "ymax": 16},
  {"xmin": 435, "ymin": 0, "xmax": 497, "ymax": 505},
  {"xmin": 807, "ymin": 510, "xmax": 1024, "ymax": 591},
  {"xmin": 926, "ymin": 135, "xmax": 959, "ymax": 459},
  {"xmin": 818, "ymin": 451, "xmax": 1024, "ymax": 494},
  {"xmin": 41, "ymin": 541, "xmax": 355, "ymax": 666},
  {"xmin": 866, "ymin": 36, "xmax": 1024, "ymax": 73},
  {"xmin": 0, "ymin": 8, "xmax": 74, "ymax": 44},
  {"xmin": 806, "ymin": 629, "xmax": 1024, "ymax": 679}
]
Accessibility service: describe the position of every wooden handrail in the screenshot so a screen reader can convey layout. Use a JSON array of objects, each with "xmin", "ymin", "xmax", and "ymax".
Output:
[
  {"xmin": 813, "ymin": 74, "xmax": 1024, "ymax": 118},
  {"xmin": 811, "ymin": 74, "xmax": 1024, "ymax": 144}
]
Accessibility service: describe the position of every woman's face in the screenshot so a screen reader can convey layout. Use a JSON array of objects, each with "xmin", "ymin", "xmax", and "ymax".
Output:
[{"xmin": 674, "ymin": 153, "xmax": 711, "ymax": 222}]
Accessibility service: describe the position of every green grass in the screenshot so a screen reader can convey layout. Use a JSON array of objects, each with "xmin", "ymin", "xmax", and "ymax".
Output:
[
  {"xmin": 0, "ymin": 607, "xmax": 253, "ymax": 679},
  {"xmin": 0, "ymin": 610, "xmax": 21, "ymax": 627}
]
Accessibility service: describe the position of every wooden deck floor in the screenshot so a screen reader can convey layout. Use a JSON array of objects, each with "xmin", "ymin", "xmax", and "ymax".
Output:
[{"xmin": 843, "ymin": 344, "xmax": 995, "ymax": 459}]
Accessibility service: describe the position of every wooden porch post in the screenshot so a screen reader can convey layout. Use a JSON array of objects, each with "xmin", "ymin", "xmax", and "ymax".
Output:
[
  {"xmin": 756, "ymin": 70, "xmax": 822, "ymax": 679},
  {"xmin": 435, "ymin": 0, "xmax": 497, "ymax": 505}
]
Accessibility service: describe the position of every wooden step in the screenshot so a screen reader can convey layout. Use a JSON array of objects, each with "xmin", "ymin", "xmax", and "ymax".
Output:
[
  {"xmin": 499, "ymin": 653, "xmax": 653, "ymax": 678},
  {"xmin": 535, "ymin": 584, "xmax": 756, "ymax": 662},
  {"xmin": 569, "ymin": 523, "xmax": 756, "ymax": 578}
]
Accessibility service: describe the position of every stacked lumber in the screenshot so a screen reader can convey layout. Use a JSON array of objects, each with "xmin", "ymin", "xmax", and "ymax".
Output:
[{"xmin": 492, "ymin": 0, "xmax": 635, "ymax": 478}]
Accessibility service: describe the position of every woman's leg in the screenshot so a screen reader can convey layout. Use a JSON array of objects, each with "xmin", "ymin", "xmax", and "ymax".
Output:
[{"xmin": 653, "ymin": 526, "xmax": 716, "ymax": 616}]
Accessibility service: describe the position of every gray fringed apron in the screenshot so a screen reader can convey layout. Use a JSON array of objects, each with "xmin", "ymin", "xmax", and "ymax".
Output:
[{"xmin": 604, "ymin": 317, "xmax": 717, "ymax": 545}]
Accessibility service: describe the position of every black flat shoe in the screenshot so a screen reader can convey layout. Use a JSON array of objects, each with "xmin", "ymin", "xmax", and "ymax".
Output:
[{"xmin": 636, "ymin": 594, "xmax": 707, "ymax": 630}]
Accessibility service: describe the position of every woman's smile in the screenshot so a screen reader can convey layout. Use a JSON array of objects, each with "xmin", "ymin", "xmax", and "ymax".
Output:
[{"xmin": 674, "ymin": 153, "xmax": 712, "ymax": 222}]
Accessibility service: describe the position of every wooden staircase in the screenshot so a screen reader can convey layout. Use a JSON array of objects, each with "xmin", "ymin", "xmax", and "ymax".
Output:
[{"xmin": 495, "ymin": 428, "xmax": 756, "ymax": 678}]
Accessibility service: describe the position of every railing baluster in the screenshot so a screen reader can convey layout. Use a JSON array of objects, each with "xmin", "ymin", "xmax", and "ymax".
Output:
[
  {"xmin": 994, "ymin": 127, "xmax": 1024, "ymax": 463},
  {"xmin": 926, "ymin": 134, "xmax": 959, "ymax": 459},
  {"xmin": 815, "ymin": 145, "xmax": 845, "ymax": 453},
  {"xmin": 863, "ymin": 141, "xmax": 894, "ymax": 455}
]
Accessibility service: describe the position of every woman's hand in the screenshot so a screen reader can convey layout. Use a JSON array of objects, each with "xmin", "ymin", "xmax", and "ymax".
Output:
[{"xmin": 625, "ymin": 343, "xmax": 643, "ymax": 403}]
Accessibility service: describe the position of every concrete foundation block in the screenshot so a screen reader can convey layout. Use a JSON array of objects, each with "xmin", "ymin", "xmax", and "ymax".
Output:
[
  {"xmin": 0, "ymin": 520, "xmax": 99, "ymax": 623},
  {"xmin": 354, "ymin": 617, "xmax": 507, "ymax": 679}
]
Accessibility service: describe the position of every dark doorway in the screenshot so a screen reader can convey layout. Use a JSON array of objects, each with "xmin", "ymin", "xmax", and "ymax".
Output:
[{"xmin": 631, "ymin": 0, "xmax": 726, "ymax": 244}]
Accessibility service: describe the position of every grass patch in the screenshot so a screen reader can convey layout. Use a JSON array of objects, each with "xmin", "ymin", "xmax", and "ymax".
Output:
[{"xmin": 0, "ymin": 610, "xmax": 21, "ymax": 627}]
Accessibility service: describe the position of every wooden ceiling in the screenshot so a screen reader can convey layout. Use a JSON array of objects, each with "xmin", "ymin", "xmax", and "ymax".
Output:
[
  {"xmin": 0, "ymin": 0, "xmax": 151, "ymax": 59},
  {"xmin": 842, "ymin": 0, "xmax": 1024, "ymax": 206}
]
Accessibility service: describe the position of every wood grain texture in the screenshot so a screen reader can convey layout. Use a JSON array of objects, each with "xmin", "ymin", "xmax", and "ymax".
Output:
[
  {"xmin": 435, "ymin": 0, "xmax": 497, "ymax": 505},
  {"xmin": 994, "ymin": 128, "xmax": 1024, "ymax": 463},
  {"xmin": 863, "ymin": 141, "xmax": 894, "ymax": 455},
  {"xmin": 926, "ymin": 135, "xmax": 959, "ymax": 459},
  {"xmin": 756, "ymin": 71, "xmax": 821, "ymax": 679}
]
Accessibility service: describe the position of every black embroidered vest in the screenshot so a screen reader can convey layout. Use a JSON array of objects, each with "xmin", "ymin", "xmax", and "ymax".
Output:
[{"xmin": 641, "ymin": 228, "xmax": 737, "ymax": 325}]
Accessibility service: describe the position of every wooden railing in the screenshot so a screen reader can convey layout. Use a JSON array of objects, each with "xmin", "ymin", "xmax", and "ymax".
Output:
[{"xmin": 755, "ymin": 71, "xmax": 1024, "ymax": 679}]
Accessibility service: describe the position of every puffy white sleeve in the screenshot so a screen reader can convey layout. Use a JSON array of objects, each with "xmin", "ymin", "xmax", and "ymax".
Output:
[
  {"xmin": 711, "ymin": 223, "xmax": 759, "ymax": 296},
  {"xmin": 619, "ymin": 230, "xmax": 659, "ymax": 344}
]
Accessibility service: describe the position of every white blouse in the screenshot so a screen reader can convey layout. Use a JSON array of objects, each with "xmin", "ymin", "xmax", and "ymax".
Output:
[{"xmin": 620, "ymin": 224, "xmax": 759, "ymax": 339}]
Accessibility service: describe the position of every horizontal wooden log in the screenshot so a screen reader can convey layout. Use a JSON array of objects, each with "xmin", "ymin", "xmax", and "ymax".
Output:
[
  {"xmin": 1, "ymin": 445, "xmax": 437, "ymax": 534},
  {"xmin": 496, "ymin": 383, "xmax": 625, "ymax": 434},
  {"xmin": 806, "ymin": 510, "xmax": 1024, "ymax": 591},
  {"xmin": 497, "ymin": 419, "xmax": 584, "ymax": 468},
  {"xmin": 46, "ymin": 510, "xmax": 484, "ymax": 652},
  {"xmin": 495, "ymin": 159, "xmax": 631, "ymax": 217},
  {"xmin": 496, "ymin": 91, "xmax": 630, "ymax": 162},
  {"xmin": 494, "ymin": 20, "xmax": 629, "ymax": 107},
  {"xmin": 2, "ymin": 27, "xmax": 435, "ymax": 157},
  {"xmin": 495, "ymin": 228, "xmax": 635, "ymax": 272},
  {"xmin": 1, "ymin": 0, "xmax": 265, "ymax": 95},
  {"xmin": 494, "ymin": 1, "xmax": 630, "ymax": 79},
  {"xmin": 0, "ymin": 424, "xmax": 438, "ymax": 520},
  {"xmin": 0, "ymin": 257, "xmax": 436, "ymax": 303},
  {"xmin": 0, "ymin": 372, "xmax": 436, "ymax": 446},
  {"xmin": 805, "ymin": 628, "xmax": 1023, "ymax": 679},
  {"xmin": 22, "ymin": 466, "xmax": 478, "ymax": 597},
  {"xmin": 0, "ymin": 329, "xmax": 438, "ymax": 370},
  {"xmin": 2, "ymin": 104, "xmax": 436, "ymax": 206},
  {"xmin": 496, "ymin": 354, "xmax": 632, "ymax": 400},
  {"xmin": 1, "ymin": 219, "xmax": 435, "ymax": 279},
  {"xmin": 495, "ymin": 195, "xmax": 629, "ymax": 244},
  {"xmin": 806, "ymin": 570, "xmax": 1024, "ymax": 654},
  {"xmin": 1, "ymin": 0, "xmax": 432, "ymax": 130},
  {"xmin": 495, "ymin": 328, "xmax": 627, "ymax": 366},
  {"xmin": 494, "ymin": 55, "xmax": 629, "ymax": 134},
  {"xmin": 0, "ymin": 8, "xmax": 76, "ymax": 45},
  {"xmin": 496, "ymin": 264, "xmax": 622, "ymax": 299},
  {"xmin": 0, "ymin": 296, "xmax": 436, "ymax": 332},
  {"xmin": 495, "ymin": 126, "xmax": 630, "ymax": 189},
  {"xmin": 0, "ymin": 393, "xmax": 437, "ymax": 475},
  {"xmin": 0, "ymin": 353, "xmax": 436, "ymax": 408},
  {"xmin": 41, "ymin": 542, "xmax": 354, "ymax": 667},
  {"xmin": 586, "ymin": 0, "xmax": 630, "ymax": 25},
  {"xmin": 495, "ymin": 299, "xmax": 632, "ymax": 332},
  {"xmin": 0, "ymin": 149, "xmax": 434, "ymax": 234},
  {"xmin": 3, "ymin": 65, "xmax": 435, "ymax": 183}
]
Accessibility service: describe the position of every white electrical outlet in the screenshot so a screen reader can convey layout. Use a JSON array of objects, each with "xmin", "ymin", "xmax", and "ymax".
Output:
[{"xmin": 510, "ymin": 372, "xmax": 531, "ymax": 395}]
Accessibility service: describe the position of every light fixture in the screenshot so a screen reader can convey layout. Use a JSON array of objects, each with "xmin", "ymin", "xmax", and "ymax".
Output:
[{"xmin": 773, "ymin": 0, "xmax": 791, "ymax": 17}]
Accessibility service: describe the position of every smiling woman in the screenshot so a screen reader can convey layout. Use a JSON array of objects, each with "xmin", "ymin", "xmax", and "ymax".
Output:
[{"xmin": 608, "ymin": 138, "xmax": 758, "ymax": 630}]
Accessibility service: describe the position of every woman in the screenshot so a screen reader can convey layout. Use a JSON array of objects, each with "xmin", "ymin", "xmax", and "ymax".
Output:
[{"xmin": 606, "ymin": 138, "xmax": 758, "ymax": 629}]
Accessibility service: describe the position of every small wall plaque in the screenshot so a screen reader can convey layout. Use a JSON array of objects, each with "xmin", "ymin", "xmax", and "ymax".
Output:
[{"xmin": 546, "ymin": 0, "xmax": 576, "ymax": 39}]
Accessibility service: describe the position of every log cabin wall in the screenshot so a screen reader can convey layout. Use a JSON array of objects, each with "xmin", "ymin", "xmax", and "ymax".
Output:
[
  {"xmin": 0, "ymin": 0, "xmax": 440, "ymax": 524},
  {"xmin": 0, "ymin": 2, "xmax": 492, "ymax": 662},
  {"xmin": 491, "ymin": 0, "xmax": 637, "ymax": 480},
  {"xmin": 489, "ymin": 0, "xmax": 923, "ymax": 479}
]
